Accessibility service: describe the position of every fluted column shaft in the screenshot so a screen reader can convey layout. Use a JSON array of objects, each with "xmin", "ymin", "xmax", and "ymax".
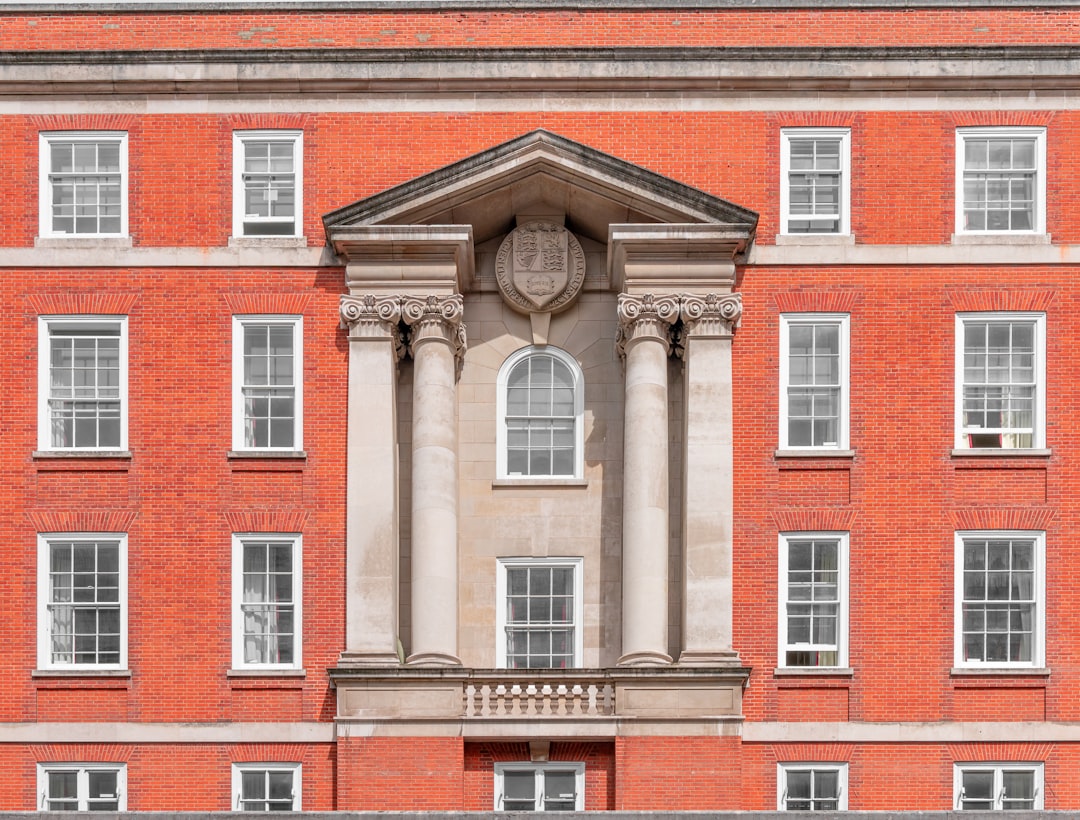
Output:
[
  {"xmin": 403, "ymin": 295, "xmax": 465, "ymax": 666},
  {"xmin": 338, "ymin": 295, "xmax": 405, "ymax": 665},
  {"xmin": 616, "ymin": 294, "xmax": 680, "ymax": 666}
]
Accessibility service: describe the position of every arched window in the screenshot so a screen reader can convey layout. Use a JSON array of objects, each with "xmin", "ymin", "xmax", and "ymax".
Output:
[{"xmin": 497, "ymin": 346, "xmax": 583, "ymax": 479}]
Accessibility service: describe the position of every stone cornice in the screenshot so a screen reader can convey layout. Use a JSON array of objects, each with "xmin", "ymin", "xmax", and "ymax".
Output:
[{"xmin": 9, "ymin": 47, "xmax": 1080, "ymax": 95}]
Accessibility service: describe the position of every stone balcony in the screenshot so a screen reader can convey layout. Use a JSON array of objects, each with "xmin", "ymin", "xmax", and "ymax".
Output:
[{"xmin": 329, "ymin": 666, "xmax": 750, "ymax": 739}]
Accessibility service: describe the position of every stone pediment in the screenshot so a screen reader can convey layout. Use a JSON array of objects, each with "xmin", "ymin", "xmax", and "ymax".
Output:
[{"xmin": 323, "ymin": 129, "xmax": 758, "ymax": 251}]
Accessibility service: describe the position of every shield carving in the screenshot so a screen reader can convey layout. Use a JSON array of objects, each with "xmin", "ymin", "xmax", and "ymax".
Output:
[{"xmin": 510, "ymin": 223, "xmax": 570, "ymax": 310}]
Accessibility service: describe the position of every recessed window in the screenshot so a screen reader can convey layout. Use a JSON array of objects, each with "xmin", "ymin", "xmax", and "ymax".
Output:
[
  {"xmin": 956, "ymin": 313, "xmax": 1045, "ymax": 450},
  {"xmin": 38, "ymin": 764, "xmax": 126, "ymax": 811},
  {"xmin": 779, "ymin": 314, "xmax": 849, "ymax": 450},
  {"xmin": 779, "ymin": 533, "xmax": 848, "ymax": 668},
  {"xmin": 496, "ymin": 346, "xmax": 583, "ymax": 479},
  {"xmin": 956, "ymin": 531, "xmax": 1044, "ymax": 669},
  {"xmin": 955, "ymin": 764, "xmax": 1042, "ymax": 810},
  {"xmin": 494, "ymin": 763, "xmax": 584, "ymax": 811},
  {"xmin": 232, "ymin": 764, "xmax": 301, "ymax": 811},
  {"xmin": 232, "ymin": 316, "xmax": 302, "ymax": 451},
  {"xmin": 233, "ymin": 131, "xmax": 303, "ymax": 237},
  {"xmin": 38, "ymin": 534, "xmax": 127, "ymax": 670},
  {"xmin": 232, "ymin": 534, "xmax": 301, "ymax": 670},
  {"xmin": 39, "ymin": 316, "xmax": 127, "ymax": 452},
  {"xmin": 780, "ymin": 128, "xmax": 850, "ymax": 235},
  {"xmin": 496, "ymin": 557, "xmax": 583, "ymax": 669},
  {"xmin": 956, "ymin": 127, "xmax": 1046, "ymax": 235},
  {"xmin": 778, "ymin": 763, "xmax": 847, "ymax": 811},
  {"xmin": 39, "ymin": 132, "xmax": 128, "ymax": 237}
]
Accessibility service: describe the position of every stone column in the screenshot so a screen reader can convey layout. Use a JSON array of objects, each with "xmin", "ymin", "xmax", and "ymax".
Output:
[
  {"xmin": 616, "ymin": 293, "xmax": 680, "ymax": 666},
  {"xmin": 678, "ymin": 293, "xmax": 744, "ymax": 665},
  {"xmin": 338, "ymin": 295, "xmax": 405, "ymax": 666},
  {"xmin": 401, "ymin": 295, "xmax": 466, "ymax": 666}
]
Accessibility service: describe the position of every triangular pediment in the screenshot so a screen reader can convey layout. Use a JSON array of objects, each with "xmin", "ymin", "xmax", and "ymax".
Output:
[{"xmin": 323, "ymin": 129, "xmax": 757, "ymax": 248}]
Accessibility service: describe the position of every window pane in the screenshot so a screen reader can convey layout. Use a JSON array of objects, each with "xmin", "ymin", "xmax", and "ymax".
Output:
[{"xmin": 503, "ymin": 771, "xmax": 535, "ymax": 809}]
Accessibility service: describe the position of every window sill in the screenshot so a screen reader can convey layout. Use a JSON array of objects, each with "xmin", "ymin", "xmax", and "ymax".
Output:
[
  {"xmin": 34, "ymin": 450, "xmax": 132, "ymax": 459},
  {"xmin": 774, "ymin": 233, "xmax": 855, "ymax": 246},
  {"xmin": 228, "ymin": 236, "xmax": 307, "ymax": 248},
  {"xmin": 951, "ymin": 666, "xmax": 1050, "ymax": 677},
  {"xmin": 951, "ymin": 232, "xmax": 1051, "ymax": 245},
  {"xmin": 227, "ymin": 668, "xmax": 306, "ymax": 678},
  {"xmin": 951, "ymin": 448, "xmax": 1051, "ymax": 458},
  {"xmin": 35, "ymin": 235, "xmax": 133, "ymax": 249},
  {"xmin": 493, "ymin": 478, "xmax": 588, "ymax": 488},
  {"xmin": 228, "ymin": 450, "xmax": 307, "ymax": 459},
  {"xmin": 32, "ymin": 668, "xmax": 131, "ymax": 678},
  {"xmin": 774, "ymin": 667, "xmax": 853, "ymax": 677},
  {"xmin": 775, "ymin": 449, "xmax": 855, "ymax": 459}
]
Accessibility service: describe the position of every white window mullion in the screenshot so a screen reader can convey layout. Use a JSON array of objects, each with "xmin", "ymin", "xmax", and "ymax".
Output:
[
  {"xmin": 779, "ymin": 314, "xmax": 849, "ymax": 451},
  {"xmin": 232, "ymin": 315, "xmax": 303, "ymax": 452},
  {"xmin": 780, "ymin": 128, "xmax": 851, "ymax": 236},
  {"xmin": 954, "ymin": 530, "xmax": 1045, "ymax": 669},
  {"xmin": 494, "ymin": 763, "xmax": 584, "ymax": 812},
  {"xmin": 956, "ymin": 127, "xmax": 1046, "ymax": 235},
  {"xmin": 232, "ymin": 130, "xmax": 303, "ymax": 238},
  {"xmin": 778, "ymin": 532, "xmax": 848, "ymax": 669}
]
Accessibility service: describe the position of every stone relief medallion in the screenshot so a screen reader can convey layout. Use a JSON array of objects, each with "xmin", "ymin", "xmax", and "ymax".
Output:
[{"xmin": 494, "ymin": 221, "xmax": 586, "ymax": 314}]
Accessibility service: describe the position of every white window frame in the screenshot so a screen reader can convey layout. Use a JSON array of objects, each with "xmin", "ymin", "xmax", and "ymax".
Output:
[
  {"xmin": 495, "ymin": 345, "xmax": 585, "ymax": 480},
  {"xmin": 231, "ymin": 763, "xmax": 301, "ymax": 811},
  {"xmin": 496, "ymin": 556, "xmax": 583, "ymax": 669},
  {"xmin": 955, "ymin": 127, "xmax": 1046, "ymax": 236},
  {"xmin": 37, "ymin": 533, "xmax": 128, "ymax": 671},
  {"xmin": 231, "ymin": 533, "xmax": 302, "ymax": 670},
  {"xmin": 494, "ymin": 762, "xmax": 584, "ymax": 812},
  {"xmin": 954, "ymin": 763, "xmax": 1043, "ymax": 810},
  {"xmin": 232, "ymin": 315, "xmax": 303, "ymax": 452},
  {"xmin": 779, "ymin": 314, "xmax": 850, "ymax": 451},
  {"xmin": 780, "ymin": 128, "xmax": 851, "ymax": 236},
  {"xmin": 38, "ymin": 315, "xmax": 128, "ymax": 452},
  {"xmin": 39, "ymin": 131, "xmax": 128, "ymax": 238},
  {"xmin": 37, "ymin": 763, "xmax": 126, "ymax": 811},
  {"xmin": 777, "ymin": 763, "xmax": 848, "ymax": 811},
  {"xmin": 778, "ymin": 532, "xmax": 849, "ymax": 669},
  {"xmin": 954, "ymin": 312, "xmax": 1046, "ymax": 450},
  {"xmin": 232, "ymin": 130, "xmax": 303, "ymax": 238},
  {"xmin": 954, "ymin": 530, "xmax": 1045, "ymax": 670}
]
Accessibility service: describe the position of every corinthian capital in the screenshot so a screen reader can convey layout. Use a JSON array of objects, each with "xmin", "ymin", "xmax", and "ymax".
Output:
[
  {"xmin": 401, "ymin": 294, "xmax": 467, "ymax": 366},
  {"xmin": 680, "ymin": 293, "xmax": 742, "ymax": 338},
  {"xmin": 615, "ymin": 293, "xmax": 681, "ymax": 360}
]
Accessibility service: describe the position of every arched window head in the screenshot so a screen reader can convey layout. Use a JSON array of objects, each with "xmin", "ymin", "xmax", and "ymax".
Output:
[{"xmin": 497, "ymin": 346, "xmax": 584, "ymax": 480}]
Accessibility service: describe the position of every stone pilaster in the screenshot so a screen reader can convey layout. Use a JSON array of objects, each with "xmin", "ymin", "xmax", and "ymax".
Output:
[
  {"xmin": 616, "ymin": 293, "xmax": 680, "ymax": 666},
  {"xmin": 677, "ymin": 293, "xmax": 743, "ymax": 666},
  {"xmin": 338, "ymin": 294, "xmax": 405, "ymax": 666},
  {"xmin": 401, "ymin": 294, "xmax": 466, "ymax": 666}
]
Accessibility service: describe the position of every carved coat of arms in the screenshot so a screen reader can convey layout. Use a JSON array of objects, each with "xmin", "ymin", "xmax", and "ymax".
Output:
[{"xmin": 495, "ymin": 222, "xmax": 586, "ymax": 314}]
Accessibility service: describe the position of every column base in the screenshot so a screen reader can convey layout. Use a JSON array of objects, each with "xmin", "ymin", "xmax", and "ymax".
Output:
[
  {"xmin": 406, "ymin": 651, "xmax": 462, "ymax": 667},
  {"xmin": 337, "ymin": 650, "xmax": 403, "ymax": 668},
  {"xmin": 677, "ymin": 649, "xmax": 742, "ymax": 667},
  {"xmin": 617, "ymin": 650, "xmax": 673, "ymax": 667}
]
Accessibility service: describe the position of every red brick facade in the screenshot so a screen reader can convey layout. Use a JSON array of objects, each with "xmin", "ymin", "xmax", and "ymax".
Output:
[{"xmin": 3, "ymin": 0, "xmax": 1080, "ymax": 812}]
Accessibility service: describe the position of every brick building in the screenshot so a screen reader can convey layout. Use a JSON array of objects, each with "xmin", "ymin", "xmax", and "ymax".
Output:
[{"xmin": 2, "ymin": 0, "xmax": 1080, "ymax": 812}]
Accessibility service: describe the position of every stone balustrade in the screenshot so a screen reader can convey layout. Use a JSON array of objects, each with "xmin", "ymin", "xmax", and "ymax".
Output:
[{"xmin": 463, "ymin": 673, "xmax": 615, "ymax": 718}]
